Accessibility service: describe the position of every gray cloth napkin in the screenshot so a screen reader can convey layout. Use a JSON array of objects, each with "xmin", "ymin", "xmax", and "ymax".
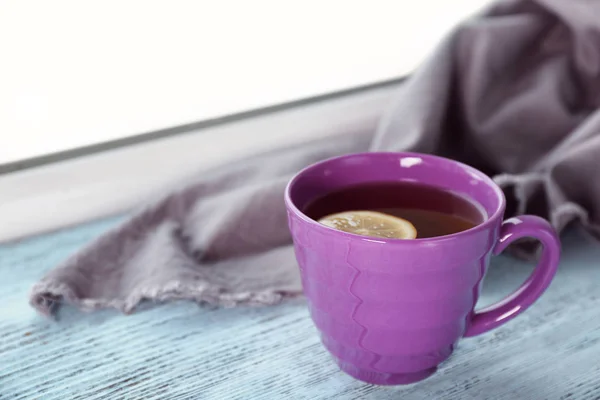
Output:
[{"xmin": 31, "ymin": 0, "xmax": 600, "ymax": 316}]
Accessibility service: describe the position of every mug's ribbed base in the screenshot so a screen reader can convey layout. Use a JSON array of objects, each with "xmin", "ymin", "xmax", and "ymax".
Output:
[{"xmin": 336, "ymin": 360, "xmax": 437, "ymax": 386}]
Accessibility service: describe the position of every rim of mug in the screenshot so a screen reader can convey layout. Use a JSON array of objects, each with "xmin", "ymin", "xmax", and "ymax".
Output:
[{"xmin": 284, "ymin": 151, "xmax": 507, "ymax": 243}]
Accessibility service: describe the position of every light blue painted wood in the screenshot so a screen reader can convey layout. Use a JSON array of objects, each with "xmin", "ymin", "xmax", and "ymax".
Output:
[{"xmin": 1, "ymin": 220, "xmax": 600, "ymax": 399}]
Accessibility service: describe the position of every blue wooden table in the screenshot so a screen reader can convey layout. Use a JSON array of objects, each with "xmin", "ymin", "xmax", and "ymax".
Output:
[{"xmin": 1, "ymin": 219, "xmax": 600, "ymax": 399}]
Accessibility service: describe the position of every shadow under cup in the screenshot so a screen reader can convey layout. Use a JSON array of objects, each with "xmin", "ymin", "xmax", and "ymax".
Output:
[{"xmin": 284, "ymin": 152, "xmax": 559, "ymax": 386}]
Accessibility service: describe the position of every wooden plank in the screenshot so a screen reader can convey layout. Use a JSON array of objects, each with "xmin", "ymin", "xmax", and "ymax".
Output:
[{"xmin": 1, "ymin": 221, "xmax": 599, "ymax": 399}]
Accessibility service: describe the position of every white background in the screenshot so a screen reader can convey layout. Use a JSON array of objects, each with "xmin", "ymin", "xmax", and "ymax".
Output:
[{"xmin": 0, "ymin": 0, "xmax": 489, "ymax": 164}]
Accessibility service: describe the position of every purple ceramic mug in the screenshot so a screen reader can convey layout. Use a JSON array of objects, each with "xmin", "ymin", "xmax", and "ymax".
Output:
[{"xmin": 284, "ymin": 152, "xmax": 560, "ymax": 385}]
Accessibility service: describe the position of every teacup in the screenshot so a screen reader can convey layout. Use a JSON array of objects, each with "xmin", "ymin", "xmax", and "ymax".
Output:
[{"xmin": 284, "ymin": 152, "xmax": 560, "ymax": 385}]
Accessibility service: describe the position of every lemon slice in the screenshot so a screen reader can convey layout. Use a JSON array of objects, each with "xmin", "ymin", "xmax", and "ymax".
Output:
[{"xmin": 318, "ymin": 211, "xmax": 417, "ymax": 239}]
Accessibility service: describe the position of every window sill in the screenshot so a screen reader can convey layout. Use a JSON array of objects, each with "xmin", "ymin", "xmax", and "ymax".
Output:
[{"xmin": 0, "ymin": 83, "xmax": 398, "ymax": 242}]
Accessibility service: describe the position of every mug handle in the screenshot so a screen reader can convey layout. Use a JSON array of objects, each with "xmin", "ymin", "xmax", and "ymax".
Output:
[{"xmin": 464, "ymin": 215, "xmax": 561, "ymax": 337}]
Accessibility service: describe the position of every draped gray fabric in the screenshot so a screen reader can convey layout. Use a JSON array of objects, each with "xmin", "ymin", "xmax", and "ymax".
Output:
[{"xmin": 31, "ymin": 0, "xmax": 600, "ymax": 316}]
